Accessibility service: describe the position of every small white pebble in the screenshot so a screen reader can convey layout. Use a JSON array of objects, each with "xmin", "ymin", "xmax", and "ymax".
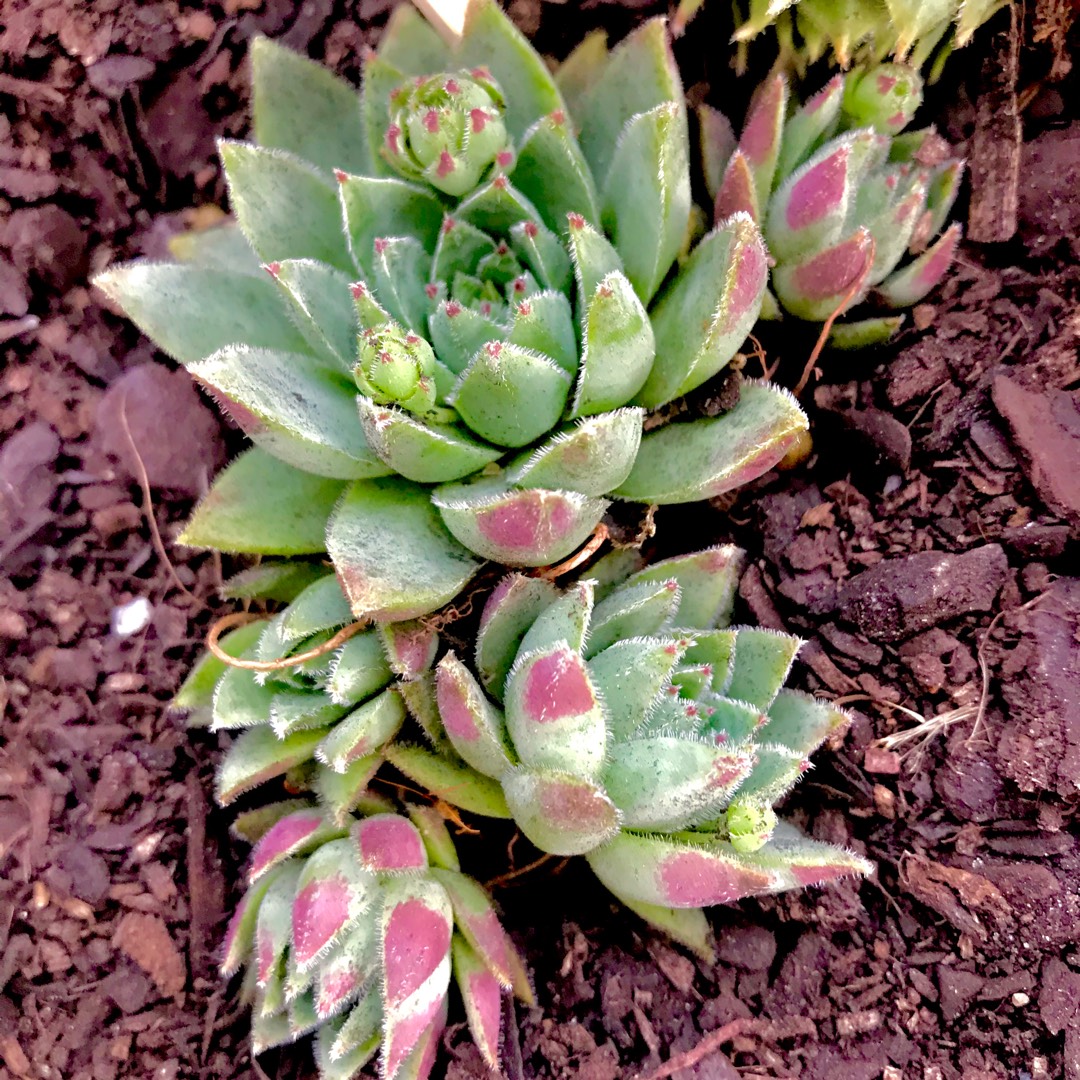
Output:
[
  {"xmin": 111, "ymin": 597, "xmax": 153, "ymax": 637},
  {"xmin": 1012, "ymin": 991, "xmax": 1030, "ymax": 1007}
]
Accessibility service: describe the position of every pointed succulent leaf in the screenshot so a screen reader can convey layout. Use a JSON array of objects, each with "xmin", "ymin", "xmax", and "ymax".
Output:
[
  {"xmin": 353, "ymin": 813, "xmax": 429, "ymax": 874},
  {"xmin": 518, "ymin": 580, "xmax": 593, "ymax": 657},
  {"xmin": 189, "ymin": 346, "xmax": 390, "ymax": 480},
  {"xmin": 220, "ymin": 561, "xmax": 330, "ymax": 603},
  {"xmin": 567, "ymin": 213, "xmax": 624, "ymax": 316},
  {"xmin": 737, "ymin": 820, "xmax": 873, "ymax": 891},
  {"xmin": 554, "ymin": 29, "xmax": 607, "ymax": 116},
  {"xmin": 506, "ymin": 291, "xmax": 577, "ymax": 373},
  {"xmin": 360, "ymin": 51, "xmax": 407, "ymax": 179},
  {"xmin": 318, "ymin": 991, "xmax": 381, "ymax": 1075},
  {"xmin": 574, "ymin": 18, "xmax": 681, "ymax": 185},
  {"xmin": 501, "ymin": 766, "xmax": 621, "ymax": 856},
  {"xmin": 737, "ymin": 75, "xmax": 787, "ymax": 212},
  {"xmin": 369, "ymin": 235, "xmax": 431, "ymax": 332},
  {"xmin": 452, "ymin": 0, "xmax": 566, "ymax": 142},
  {"xmin": 429, "ymin": 868, "xmax": 532, "ymax": 1001},
  {"xmin": 407, "ymin": 804, "xmax": 460, "ymax": 872},
  {"xmin": 314, "ymin": 754, "xmax": 385, "ymax": 826},
  {"xmin": 587, "ymin": 636, "xmax": 688, "ymax": 742},
  {"xmin": 254, "ymin": 862, "xmax": 303, "ymax": 986},
  {"xmin": 315, "ymin": 688, "xmax": 406, "ymax": 773},
  {"xmin": 475, "ymin": 574, "xmax": 560, "ymax": 698},
  {"xmin": 251, "ymin": 36, "xmax": 369, "ymax": 177},
  {"xmin": 217, "ymin": 725, "xmax": 328, "ymax": 806},
  {"xmin": 380, "ymin": 621, "xmax": 439, "ymax": 679},
  {"xmin": 611, "ymin": 891, "xmax": 715, "ymax": 962},
  {"xmin": 250, "ymin": 1010, "xmax": 293, "ymax": 1054},
  {"xmin": 400, "ymin": 672, "xmax": 455, "ymax": 756},
  {"xmin": 571, "ymin": 272, "xmax": 656, "ymax": 417},
  {"xmin": 266, "ymin": 258, "xmax": 358, "ymax": 371},
  {"xmin": 588, "ymin": 549, "xmax": 646, "ymax": 596},
  {"xmin": 877, "ymin": 222, "xmax": 960, "ymax": 307},
  {"xmin": 604, "ymin": 738, "xmax": 756, "ymax": 830},
  {"xmin": 270, "ymin": 690, "xmax": 350, "ymax": 737},
  {"xmin": 510, "ymin": 109, "xmax": 600, "ymax": 234},
  {"xmin": 431, "ymin": 215, "xmax": 498, "ymax": 284},
  {"xmin": 292, "ymin": 838, "xmax": 377, "ymax": 971},
  {"xmin": 327, "ymin": 631, "xmax": 394, "ymax": 706},
  {"xmin": 921, "ymin": 159, "xmax": 964, "ymax": 244},
  {"xmin": 508, "ymin": 409, "xmax": 642, "ymax": 496},
  {"xmin": 378, "ymin": 875, "xmax": 453, "ymax": 1079},
  {"xmin": 250, "ymin": 809, "xmax": 347, "ymax": 885},
  {"xmin": 772, "ymin": 227, "xmax": 875, "ymax": 321},
  {"xmin": 377, "ymin": 2, "xmax": 453, "ymax": 72},
  {"xmin": 456, "ymin": 176, "xmax": 544, "ymax": 236},
  {"xmin": 281, "ymin": 575, "xmax": 352, "ymax": 643},
  {"xmin": 389, "ymin": 998, "xmax": 446, "ymax": 1080},
  {"xmin": 314, "ymin": 923, "xmax": 378, "ymax": 1022},
  {"xmin": 504, "ymin": 643, "xmax": 608, "ymax": 777},
  {"xmin": 211, "ymin": 661, "xmax": 274, "ymax": 731},
  {"xmin": 450, "ymin": 341, "xmax": 571, "ymax": 448},
  {"xmin": 231, "ymin": 800, "xmax": 314, "ymax": 845},
  {"xmin": 222, "ymin": 870, "xmax": 280, "ymax": 976},
  {"xmin": 586, "ymin": 831, "xmax": 774, "ymax": 908},
  {"xmin": 698, "ymin": 103, "xmax": 736, "ymax": 203},
  {"xmin": 842, "ymin": 63, "xmax": 923, "ymax": 136},
  {"xmin": 451, "ymin": 935, "xmax": 502, "ymax": 1068},
  {"xmin": 168, "ymin": 221, "xmax": 261, "ymax": 275},
  {"xmin": 585, "ymin": 579, "xmax": 682, "ymax": 658},
  {"xmin": 601, "ymin": 101, "xmax": 691, "ymax": 305},
  {"xmin": 827, "ymin": 315, "xmax": 905, "ymax": 349},
  {"xmin": 725, "ymin": 628, "xmax": 803, "ymax": 709},
  {"xmin": 865, "ymin": 183, "xmax": 927, "ymax": 285},
  {"xmin": 762, "ymin": 689, "xmax": 851, "ymax": 755},
  {"xmin": 175, "ymin": 619, "xmax": 267, "ymax": 728},
  {"xmin": 681, "ymin": 629, "xmax": 737, "ymax": 691},
  {"xmin": 94, "ymin": 262, "xmax": 311, "ymax": 366},
  {"xmin": 696, "ymin": 694, "xmax": 768, "ymax": 745},
  {"xmin": 327, "ymin": 477, "xmax": 480, "ymax": 622},
  {"xmin": 435, "ymin": 652, "xmax": 513, "ymax": 779},
  {"xmin": 625, "ymin": 546, "xmax": 746, "ymax": 631},
  {"xmin": 734, "ymin": 743, "xmax": 808, "ymax": 803},
  {"xmin": 776, "ymin": 75, "xmax": 844, "ymax": 181},
  {"xmin": 714, "ymin": 151, "xmax": 760, "ymax": 223},
  {"xmin": 619, "ymin": 383, "xmax": 808, "ymax": 505},
  {"xmin": 508, "ymin": 220, "xmax": 573, "ymax": 293},
  {"xmin": 637, "ymin": 215, "xmax": 767, "ymax": 407},
  {"xmin": 220, "ymin": 141, "xmax": 353, "ymax": 273},
  {"xmin": 433, "ymin": 481, "xmax": 607, "ymax": 568},
  {"xmin": 384, "ymin": 744, "xmax": 512, "ymax": 819}
]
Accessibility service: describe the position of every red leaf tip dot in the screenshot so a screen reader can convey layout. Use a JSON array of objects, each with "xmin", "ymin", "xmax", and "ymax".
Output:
[{"xmin": 437, "ymin": 150, "xmax": 455, "ymax": 177}]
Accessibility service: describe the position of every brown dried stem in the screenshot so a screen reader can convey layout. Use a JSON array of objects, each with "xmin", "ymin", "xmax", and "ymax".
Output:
[{"xmin": 205, "ymin": 610, "xmax": 366, "ymax": 672}]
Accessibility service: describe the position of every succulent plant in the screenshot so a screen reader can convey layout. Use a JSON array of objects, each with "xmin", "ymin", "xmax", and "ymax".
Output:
[
  {"xmin": 705, "ymin": 63, "xmax": 963, "ymax": 347},
  {"xmin": 730, "ymin": 0, "xmax": 1009, "ymax": 76},
  {"xmin": 96, "ymin": 0, "xmax": 807, "ymax": 625},
  {"xmin": 221, "ymin": 801, "xmax": 532, "ymax": 1079}
]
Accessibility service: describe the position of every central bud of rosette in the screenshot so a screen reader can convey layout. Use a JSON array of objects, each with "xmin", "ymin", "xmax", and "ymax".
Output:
[
  {"xmin": 355, "ymin": 322, "xmax": 442, "ymax": 420},
  {"xmin": 383, "ymin": 69, "xmax": 511, "ymax": 197}
]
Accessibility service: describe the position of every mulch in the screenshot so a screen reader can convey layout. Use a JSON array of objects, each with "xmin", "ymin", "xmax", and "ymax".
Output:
[{"xmin": 1, "ymin": 1, "xmax": 1078, "ymax": 1079}]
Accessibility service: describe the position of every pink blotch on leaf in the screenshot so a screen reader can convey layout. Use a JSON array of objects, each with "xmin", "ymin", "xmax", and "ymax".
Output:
[
  {"xmin": 445, "ymin": 78, "xmax": 461, "ymax": 94},
  {"xmin": 496, "ymin": 150, "xmax": 513, "ymax": 168},
  {"xmin": 876, "ymin": 73, "xmax": 898, "ymax": 94},
  {"xmin": 785, "ymin": 146, "xmax": 848, "ymax": 231},
  {"xmin": 714, "ymin": 153, "xmax": 757, "ymax": 223},
  {"xmin": 423, "ymin": 109, "xmax": 440, "ymax": 134},
  {"xmin": 357, "ymin": 816, "xmax": 426, "ymax": 871},
  {"xmin": 470, "ymin": 108, "xmax": 487, "ymax": 133},
  {"xmin": 436, "ymin": 665, "xmax": 481, "ymax": 744},
  {"xmin": 249, "ymin": 812, "xmax": 321, "ymax": 882},
  {"xmin": 383, "ymin": 898, "xmax": 452, "ymax": 1005},
  {"xmin": 317, "ymin": 967, "xmax": 360, "ymax": 1018},
  {"xmin": 382, "ymin": 994, "xmax": 445, "ymax": 1080},
  {"xmin": 387, "ymin": 125, "xmax": 401, "ymax": 155},
  {"xmin": 658, "ymin": 849, "xmax": 772, "ymax": 906},
  {"xmin": 437, "ymin": 151, "xmax": 455, "ymax": 178},
  {"xmin": 522, "ymin": 649, "xmax": 595, "ymax": 724},
  {"xmin": 465, "ymin": 968, "xmax": 503, "ymax": 1063},
  {"xmin": 535, "ymin": 776, "xmax": 616, "ymax": 831},
  {"xmin": 739, "ymin": 76, "xmax": 784, "ymax": 166},
  {"xmin": 790, "ymin": 862, "xmax": 852, "ymax": 886},
  {"xmin": 256, "ymin": 931, "xmax": 277, "ymax": 986},
  {"xmin": 792, "ymin": 231, "xmax": 872, "ymax": 301},
  {"xmin": 292, "ymin": 876, "xmax": 352, "ymax": 967}
]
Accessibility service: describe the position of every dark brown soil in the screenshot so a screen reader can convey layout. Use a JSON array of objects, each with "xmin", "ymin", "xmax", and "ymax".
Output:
[{"xmin": 1, "ymin": 3, "xmax": 1078, "ymax": 1080}]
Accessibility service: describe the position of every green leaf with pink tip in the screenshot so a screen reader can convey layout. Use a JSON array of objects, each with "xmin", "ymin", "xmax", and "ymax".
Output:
[
  {"xmin": 435, "ymin": 652, "xmax": 513, "ymax": 780},
  {"xmin": 508, "ymin": 221, "xmax": 573, "ymax": 293},
  {"xmin": 315, "ymin": 924, "xmax": 378, "ymax": 1023},
  {"xmin": 407, "ymin": 804, "xmax": 461, "ymax": 872},
  {"xmin": 456, "ymin": 177, "xmax": 543, "ymax": 237},
  {"xmin": 762, "ymin": 689, "xmax": 851, "ymax": 755},
  {"xmin": 736, "ymin": 820, "xmax": 873, "ymax": 892},
  {"xmin": 265, "ymin": 258, "xmax": 357, "ymax": 371},
  {"xmin": 612, "ymin": 891, "xmax": 715, "ymax": 962},
  {"xmin": 433, "ymin": 481, "xmax": 608, "ymax": 568},
  {"xmin": 737, "ymin": 75, "xmax": 787, "ymax": 212},
  {"xmin": 504, "ymin": 644, "xmax": 609, "ymax": 777},
  {"xmin": 574, "ymin": 18, "xmax": 681, "ymax": 185},
  {"xmin": 449, "ymin": 341, "xmax": 571, "ymax": 448},
  {"xmin": 93, "ymin": 261, "xmax": 311, "ymax": 367},
  {"xmin": 217, "ymin": 725, "xmax": 328, "ymax": 806},
  {"xmin": 571, "ymin": 272, "xmax": 655, "ymax": 417},
  {"xmin": 518, "ymin": 581, "xmax": 593, "ymax": 658},
  {"xmin": 359, "ymin": 51, "xmax": 405, "ymax": 180},
  {"xmin": 508, "ymin": 409, "xmax": 643, "ymax": 496},
  {"xmin": 725, "ymin": 628, "xmax": 803, "ymax": 709},
  {"xmin": 354, "ymin": 813, "xmax": 429, "ymax": 874},
  {"xmin": 567, "ymin": 215, "xmax": 623, "ymax": 317},
  {"xmin": 766, "ymin": 138, "xmax": 855, "ymax": 264},
  {"xmin": 501, "ymin": 766, "xmax": 621, "ymax": 855},
  {"xmin": 451, "ymin": 934, "xmax": 503, "ymax": 1068},
  {"xmin": 475, "ymin": 574, "xmax": 560, "ymax": 698},
  {"xmin": 378, "ymin": 875, "xmax": 453, "ymax": 1080},
  {"xmin": 251, "ymin": 36, "xmax": 369, "ymax": 178},
  {"xmin": 314, "ymin": 754, "xmax": 384, "ymax": 826},
  {"xmin": 429, "ymin": 868, "xmax": 532, "ymax": 1002},
  {"xmin": 626, "ymin": 546, "xmax": 746, "ymax": 631},
  {"xmin": 586, "ymin": 636, "xmax": 689, "ymax": 742},
  {"xmin": 694, "ymin": 694, "xmax": 767, "ymax": 745},
  {"xmin": 427, "ymin": 297, "xmax": 501, "ymax": 376},
  {"xmin": 232, "ymin": 800, "xmax": 314, "ymax": 845},
  {"xmin": 384, "ymin": 744, "xmax": 512, "ymax": 818},
  {"xmin": 776, "ymin": 76, "xmax": 844, "ymax": 182},
  {"xmin": 357, "ymin": 398, "xmax": 501, "ymax": 484},
  {"xmin": 370, "ymin": 235, "xmax": 430, "ymax": 332},
  {"xmin": 877, "ymin": 222, "xmax": 960, "ymax": 308},
  {"xmin": 585, "ymin": 580, "xmax": 682, "ymax": 658},
  {"xmin": 327, "ymin": 478, "xmax": 480, "ymax": 622},
  {"xmin": 601, "ymin": 102, "xmax": 690, "ymax": 305},
  {"xmin": 222, "ymin": 870, "xmax": 280, "ymax": 977},
  {"xmin": 249, "ymin": 809, "xmax": 347, "ymax": 885},
  {"xmin": 506, "ymin": 290, "xmax": 576, "ymax": 373},
  {"xmin": 865, "ymin": 183, "xmax": 927, "ymax": 286},
  {"xmin": 269, "ymin": 689, "xmax": 347, "ymax": 737},
  {"xmin": 511, "ymin": 109, "xmax": 600, "ymax": 234},
  {"xmin": 189, "ymin": 346, "xmax": 388, "ymax": 480},
  {"xmin": 339, "ymin": 176, "xmax": 443, "ymax": 279},
  {"xmin": 842, "ymin": 63, "xmax": 923, "ymax": 136},
  {"xmin": 603, "ymin": 738, "xmax": 756, "ymax": 830},
  {"xmin": 315, "ymin": 689, "xmax": 406, "ymax": 774},
  {"xmin": 698, "ymin": 103, "xmax": 736, "ymax": 203},
  {"xmin": 586, "ymin": 831, "xmax": 774, "ymax": 908},
  {"xmin": 431, "ymin": 216, "xmax": 497, "ymax": 284},
  {"xmin": 615, "ymin": 381, "xmax": 808, "ymax": 505},
  {"xmin": 175, "ymin": 619, "xmax": 268, "ymax": 728},
  {"xmin": 380, "ymin": 621, "xmax": 439, "ymax": 679},
  {"xmin": 327, "ymin": 632, "xmax": 394, "ymax": 707},
  {"xmin": 714, "ymin": 151, "xmax": 760, "ymax": 223},
  {"xmin": 737, "ymin": 743, "xmax": 808, "ymax": 803},
  {"xmin": 220, "ymin": 141, "xmax": 353, "ymax": 273},
  {"xmin": 292, "ymin": 838, "xmax": 377, "ymax": 971},
  {"xmin": 637, "ymin": 216, "xmax": 767, "ymax": 408}
]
